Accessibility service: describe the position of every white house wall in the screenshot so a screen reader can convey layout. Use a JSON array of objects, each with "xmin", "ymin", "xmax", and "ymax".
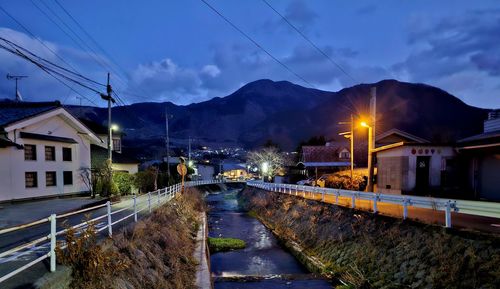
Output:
[
  {"xmin": 0, "ymin": 114, "xmax": 92, "ymax": 201},
  {"xmin": 377, "ymin": 146, "xmax": 455, "ymax": 194},
  {"xmin": 112, "ymin": 163, "xmax": 139, "ymax": 174}
]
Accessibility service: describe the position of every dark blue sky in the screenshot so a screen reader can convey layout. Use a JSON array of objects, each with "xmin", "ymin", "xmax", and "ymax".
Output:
[{"xmin": 0, "ymin": 0, "xmax": 499, "ymax": 108}]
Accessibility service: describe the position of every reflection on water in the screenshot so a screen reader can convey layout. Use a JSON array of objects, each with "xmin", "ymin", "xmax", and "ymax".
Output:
[{"xmin": 207, "ymin": 190, "xmax": 332, "ymax": 288}]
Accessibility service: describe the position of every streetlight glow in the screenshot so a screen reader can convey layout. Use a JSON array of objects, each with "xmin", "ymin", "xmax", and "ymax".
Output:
[
  {"xmin": 111, "ymin": 124, "xmax": 119, "ymax": 131},
  {"xmin": 261, "ymin": 162, "xmax": 269, "ymax": 174},
  {"xmin": 360, "ymin": 121, "xmax": 369, "ymax": 128}
]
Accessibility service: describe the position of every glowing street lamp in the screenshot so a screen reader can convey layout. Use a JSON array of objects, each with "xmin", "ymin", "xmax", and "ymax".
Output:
[{"xmin": 111, "ymin": 124, "xmax": 119, "ymax": 131}]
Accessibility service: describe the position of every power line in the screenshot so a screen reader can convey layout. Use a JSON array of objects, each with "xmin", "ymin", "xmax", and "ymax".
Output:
[
  {"xmin": 29, "ymin": 0, "xmax": 113, "ymax": 80},
  {"xmin": 0, "ymin": 4, "xmax": 98, "ymax": 86},
  {"xmin": 0, "ymin": 38, "xmax": 100, "ymax": 105},
  {"xmin": 260, "ymin": 0, "xmax": 357, "ymax": 84},
  {"xmin": 199, "ymin": 0, "xmax": 316, "ymax": 88},
  {"xmin": 261, "ymin": 0, "xmax": 360, "ymax": 115}
]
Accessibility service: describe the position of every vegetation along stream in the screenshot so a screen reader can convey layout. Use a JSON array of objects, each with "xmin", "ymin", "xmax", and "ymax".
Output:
[{"xmin": 206, "ymin": 185, "xmax": 332, "ymax": 289}]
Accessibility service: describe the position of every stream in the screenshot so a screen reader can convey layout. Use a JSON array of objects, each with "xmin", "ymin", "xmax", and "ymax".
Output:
[{"xmin": 207, "ymin": 188, "xmax": 332, "ymax": 289}]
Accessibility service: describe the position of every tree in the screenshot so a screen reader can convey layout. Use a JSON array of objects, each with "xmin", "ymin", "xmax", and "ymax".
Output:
[{"xmin": 247, "ymin": 147, "xmax": 284, "ymax": 181}]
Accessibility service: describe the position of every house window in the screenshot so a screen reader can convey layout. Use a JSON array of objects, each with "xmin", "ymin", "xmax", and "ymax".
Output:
[
  {"xmin": 46, "ymin": 171, "xmax": 57, "ymax": 186},
  {"xmin": 25, "ymin": 172, "xmax": 38, "ymax": 188},
  {"xmin": 113, "ymin": 139, "xmax": 121, "ymax": 152},
  {"xmin": 62, "ymin": 147, "xmax": 72, "ymax": 161},
  {"xmin": 45, "ymin": 146, "xmax": 56, "ymax": 161},
  {"xmin": 340, "ymin": 151, "xmax": 350, "ymax": 159},
  {"xmin": 63, "ymin": 171, "xmax": 73, "ymax": 185},
  {"xmin": 24, "ymin": 144, "xmax": 37, "ymax": 161}
]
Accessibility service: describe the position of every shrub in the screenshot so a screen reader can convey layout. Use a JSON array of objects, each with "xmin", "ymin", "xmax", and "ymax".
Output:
[
  {"xmin": 56, "ymin": 217, "xmax": 129, "ymax": 289},
  {"xmin": 208, "ymin": 237, "xmax": 246, "ymax": 253},
  {"xmin": 325, "ymin": 170, "xmax": 367, "ymax": 191},
  {"xmin": 113, "ymin": 172, "xmax": 134, "ymax": 195},
  {"xmin": 133, "ymin": 168, "xmax": 157, "ymax": 193}
]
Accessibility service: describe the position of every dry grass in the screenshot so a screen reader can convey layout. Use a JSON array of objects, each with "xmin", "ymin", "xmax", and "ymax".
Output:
[
  {"xmin": 240, "ymin": 187, "xmax": 500, "ymax": 289},
  {"xmin": 59, "ymin": 188, "xmax": 205, "ymax": 289}
]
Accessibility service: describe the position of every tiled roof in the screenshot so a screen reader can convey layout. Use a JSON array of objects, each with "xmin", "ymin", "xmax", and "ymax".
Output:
[
  {"xmin": 0, "ymin": 100, "xmax": 61, "ymax": 128},
  {"xmin": 301, "ymin": 145, "xmax": 348, "ymax": 163}
]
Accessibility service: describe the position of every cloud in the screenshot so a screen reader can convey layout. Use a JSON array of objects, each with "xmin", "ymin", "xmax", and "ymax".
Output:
[
  {"xmin": 393, "ymin": 9, "xmax": 500, "ymax": 107},
  {"xmin": 0, "ymin": 27, "xmax": 111, "ymax": 105},
  {"xmin": 262, "ymin": 0, "xmax": 318, "ymax": 34},
  {"xmin": 128, "ymin": 59, "xmax": 224, "ymax": 104}
]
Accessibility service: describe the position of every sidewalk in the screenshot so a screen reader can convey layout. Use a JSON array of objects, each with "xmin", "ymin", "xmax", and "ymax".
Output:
[{"xmin": 0, "ymin": 196, "xmax": 106, "ymax": 229}]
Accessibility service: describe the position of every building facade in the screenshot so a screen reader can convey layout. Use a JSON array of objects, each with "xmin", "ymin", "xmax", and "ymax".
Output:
[{"xmin": 0, "ymin": 101, "xmax": 101, "ymax": 202}]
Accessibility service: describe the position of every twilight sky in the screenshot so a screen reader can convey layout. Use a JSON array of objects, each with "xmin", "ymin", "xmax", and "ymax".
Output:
[{"xmin": 0, "ymin": 0, "xmax": 499, "ymax": 108}]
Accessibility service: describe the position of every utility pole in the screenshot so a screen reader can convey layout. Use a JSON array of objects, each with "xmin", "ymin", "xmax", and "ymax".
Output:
[
  {"xmin": 188, "ymin": 137, "xmax": 191, "ymax": 165},
  {"xmin": 350, "ymin": 114, "xmax": 354, "ymax": 187},
  {"xmin": 367, "ymin": 87, "xmax": 376, "ymax": 192},
  {"xmin": 338, "ymin": 114, "xmax": 355, "ymax": 188},
  {"xmin": 100, "ymin": 73, "xmax": 115, "ymax": 163},
  {"xmin": 6, "ymin": 74, "xmax": 27, "ymax": 101}
]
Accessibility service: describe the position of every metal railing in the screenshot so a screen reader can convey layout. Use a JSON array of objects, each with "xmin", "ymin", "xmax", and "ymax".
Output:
[
  {"xmin": 0, "ymin": 180, "xmax": 224, "ymax": 284},
  {"xmin": 247, "ymin": 181, "xmax": 500, "ymax": 229}
]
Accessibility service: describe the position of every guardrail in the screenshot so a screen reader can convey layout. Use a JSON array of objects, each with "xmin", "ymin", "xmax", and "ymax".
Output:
[
  {"xmin": 0, "ymin": 180, "xmax": 224, "ymax": 284},
  {"xmin": 247, "ymin": 181, "xmax": 500, "ymax": 229}
]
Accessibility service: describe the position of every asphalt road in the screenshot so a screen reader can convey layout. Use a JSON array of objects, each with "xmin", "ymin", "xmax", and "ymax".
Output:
[
  {"xmin": 0, "ymin": 193, "xmax": 163, "ymax": 289},
  {"xmin": 290, "ymin": 189, "xmax": 500, "ymax": 234}
]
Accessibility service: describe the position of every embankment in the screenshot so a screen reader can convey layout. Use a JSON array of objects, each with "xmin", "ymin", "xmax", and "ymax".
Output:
[
  {"xmin": 57, "ymin": 188, "xmax": 205, "ymax": 289},
  {"xmin": 239, "ymin": 187, "xmax": 500, "ymax": 289}
]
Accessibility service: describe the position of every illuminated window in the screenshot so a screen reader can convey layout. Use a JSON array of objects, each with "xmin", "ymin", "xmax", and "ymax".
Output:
[
  {"xmin": 45, "ymin": 146, "xmax": 55, "ymax": 161},
  {"xmin": 25, "ymin": 172, "xmax": 38, "ymax": 188},
  {"xmin": 113, "ymin": 139, "xmax": 121, "ymax": 152},
  {"xmin": 46, "ymin": 171, "xmax": 56, "ymax": 186},
  {"xmin": 24, "ymin": 144, "xmax": 37, "ymax": 161}
]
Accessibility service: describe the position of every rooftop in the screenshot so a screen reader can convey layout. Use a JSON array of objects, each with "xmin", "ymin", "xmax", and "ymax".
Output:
[{"xmin": 0, "ymin": 100, "xmax": 61, "ymax": 128}]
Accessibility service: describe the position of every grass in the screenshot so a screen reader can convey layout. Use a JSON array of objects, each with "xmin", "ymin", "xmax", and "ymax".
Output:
[{"xmin": 208, "ymin": 237, "xmax": 246, "ymax": 253}]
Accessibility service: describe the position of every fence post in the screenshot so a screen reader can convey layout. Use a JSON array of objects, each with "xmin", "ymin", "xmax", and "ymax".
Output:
[
  {"xmin": 321, "ymin": 189, "xmax": 325, "ymax": 202},
  {"xmin": 335, "ymin": 191, "xmax": 339, "ymax": 204},
  {"xmin": 133, "ymin": 195, "xmax": 138, "ymax": 222},
  {"xmin": 50, "ymin": 214, "xmax": 56, "ymax": 272},
  {"xmin": 373, "ymin": 194, "xmax": 378, "ymax": 213},
  {"xmin": 106, "ymin": 201, "xmax": 112, "ymax": 237},
  {"xmin": 351, "ymin": 193, "xmax": 356, "ymax": 208},
  {"xmin": 157, "ymin": 190, "xmax": 161, "ymax": 206},
  {"xmin": 295, "ymin": 185, "xmax": 298, "ymax": 196},
  {"xmin": 403, "ymin": 198, "xmax": 408, "ymax": 220},
  {"xmin": 148, "ymin": 192, "xmax": 152, "ymax": 213},
  {"xmin": 445, "ymin": 201, "xmax": 452, "ymax": 228}
]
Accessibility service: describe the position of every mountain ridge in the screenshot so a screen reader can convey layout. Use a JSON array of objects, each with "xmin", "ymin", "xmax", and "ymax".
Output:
[{"xmin": 68, "ymin": 79, "xmax": 490, "ymax": 156}]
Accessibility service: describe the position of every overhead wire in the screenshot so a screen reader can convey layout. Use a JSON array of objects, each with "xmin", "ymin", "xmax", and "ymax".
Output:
[
  {"xmin": 199, "ymin": 0, "xmax": 316, "ymax": 89},
  {"xmin": 260, "ymin": 0, "xmax": 361, "ymax": 115}
]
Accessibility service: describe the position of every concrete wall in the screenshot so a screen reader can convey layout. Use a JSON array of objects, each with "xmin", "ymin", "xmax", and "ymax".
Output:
[
  {"xmin": 112, "ymin": 163, "xmax": 139, "ymax": 174},
  {"xmin": 377, "ymin": 146, "xmax": 455, "ymax": 195},
  {"xmin": 0, "ymin": 115, "xmax": 92, "ymax": 201}
]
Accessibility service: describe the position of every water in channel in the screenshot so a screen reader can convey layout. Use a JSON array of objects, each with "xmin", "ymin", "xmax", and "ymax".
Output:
[{"xmin": 207, "ymin": 188, "xmax": 332, "ymax": 289}]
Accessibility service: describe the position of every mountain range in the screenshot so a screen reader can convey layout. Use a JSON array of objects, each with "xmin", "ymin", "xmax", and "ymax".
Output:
[{"xmin": 68, "ymin": 79, "xmax": 490, "ymax": 157}]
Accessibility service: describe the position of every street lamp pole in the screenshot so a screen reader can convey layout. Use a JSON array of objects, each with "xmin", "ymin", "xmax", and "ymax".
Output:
[{"xmin": 361, "ymin": 121, "xmax": 374, "ymax": 192}]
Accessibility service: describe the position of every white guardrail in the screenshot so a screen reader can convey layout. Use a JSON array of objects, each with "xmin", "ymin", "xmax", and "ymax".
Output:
[
  {"xmin": 0, "ymin": 179, "xmax": 222, "ymax": 284},
  {"xmin": 247, "ymin": 181, "xmax": 500, "ymax": 228}
]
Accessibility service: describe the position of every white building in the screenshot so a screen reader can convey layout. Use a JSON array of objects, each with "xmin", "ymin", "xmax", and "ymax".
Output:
[
  {"xmin": 0, "ymin": 101, "xmax": 102, "ymax": 202},
  {"xmin": 374, "ymin": 129, "xmax": 456, "ymax": 195}
]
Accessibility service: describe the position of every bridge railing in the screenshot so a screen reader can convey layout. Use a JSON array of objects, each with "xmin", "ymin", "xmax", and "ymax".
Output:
[
  {"xmin": 246, "ymin": 181, "xmax": 500, "ymax": 229},
  {"xmin": 0, "ymin": 181, "xmax": 200, "ymax": 284}
]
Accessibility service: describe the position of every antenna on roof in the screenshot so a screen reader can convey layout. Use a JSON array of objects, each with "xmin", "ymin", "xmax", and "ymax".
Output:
[{"xmin": 6, "ymin": 74, "xmax": 28, "ymax": 101}]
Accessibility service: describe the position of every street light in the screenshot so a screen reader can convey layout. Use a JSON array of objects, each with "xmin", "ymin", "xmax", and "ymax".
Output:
[
  {"xmin": 360, "ymin": 121, "xmax": 374, "ymax": 192},
  {"xmin": 111, "ymin": 124, "xmax": 119, "ymax": 131}
]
